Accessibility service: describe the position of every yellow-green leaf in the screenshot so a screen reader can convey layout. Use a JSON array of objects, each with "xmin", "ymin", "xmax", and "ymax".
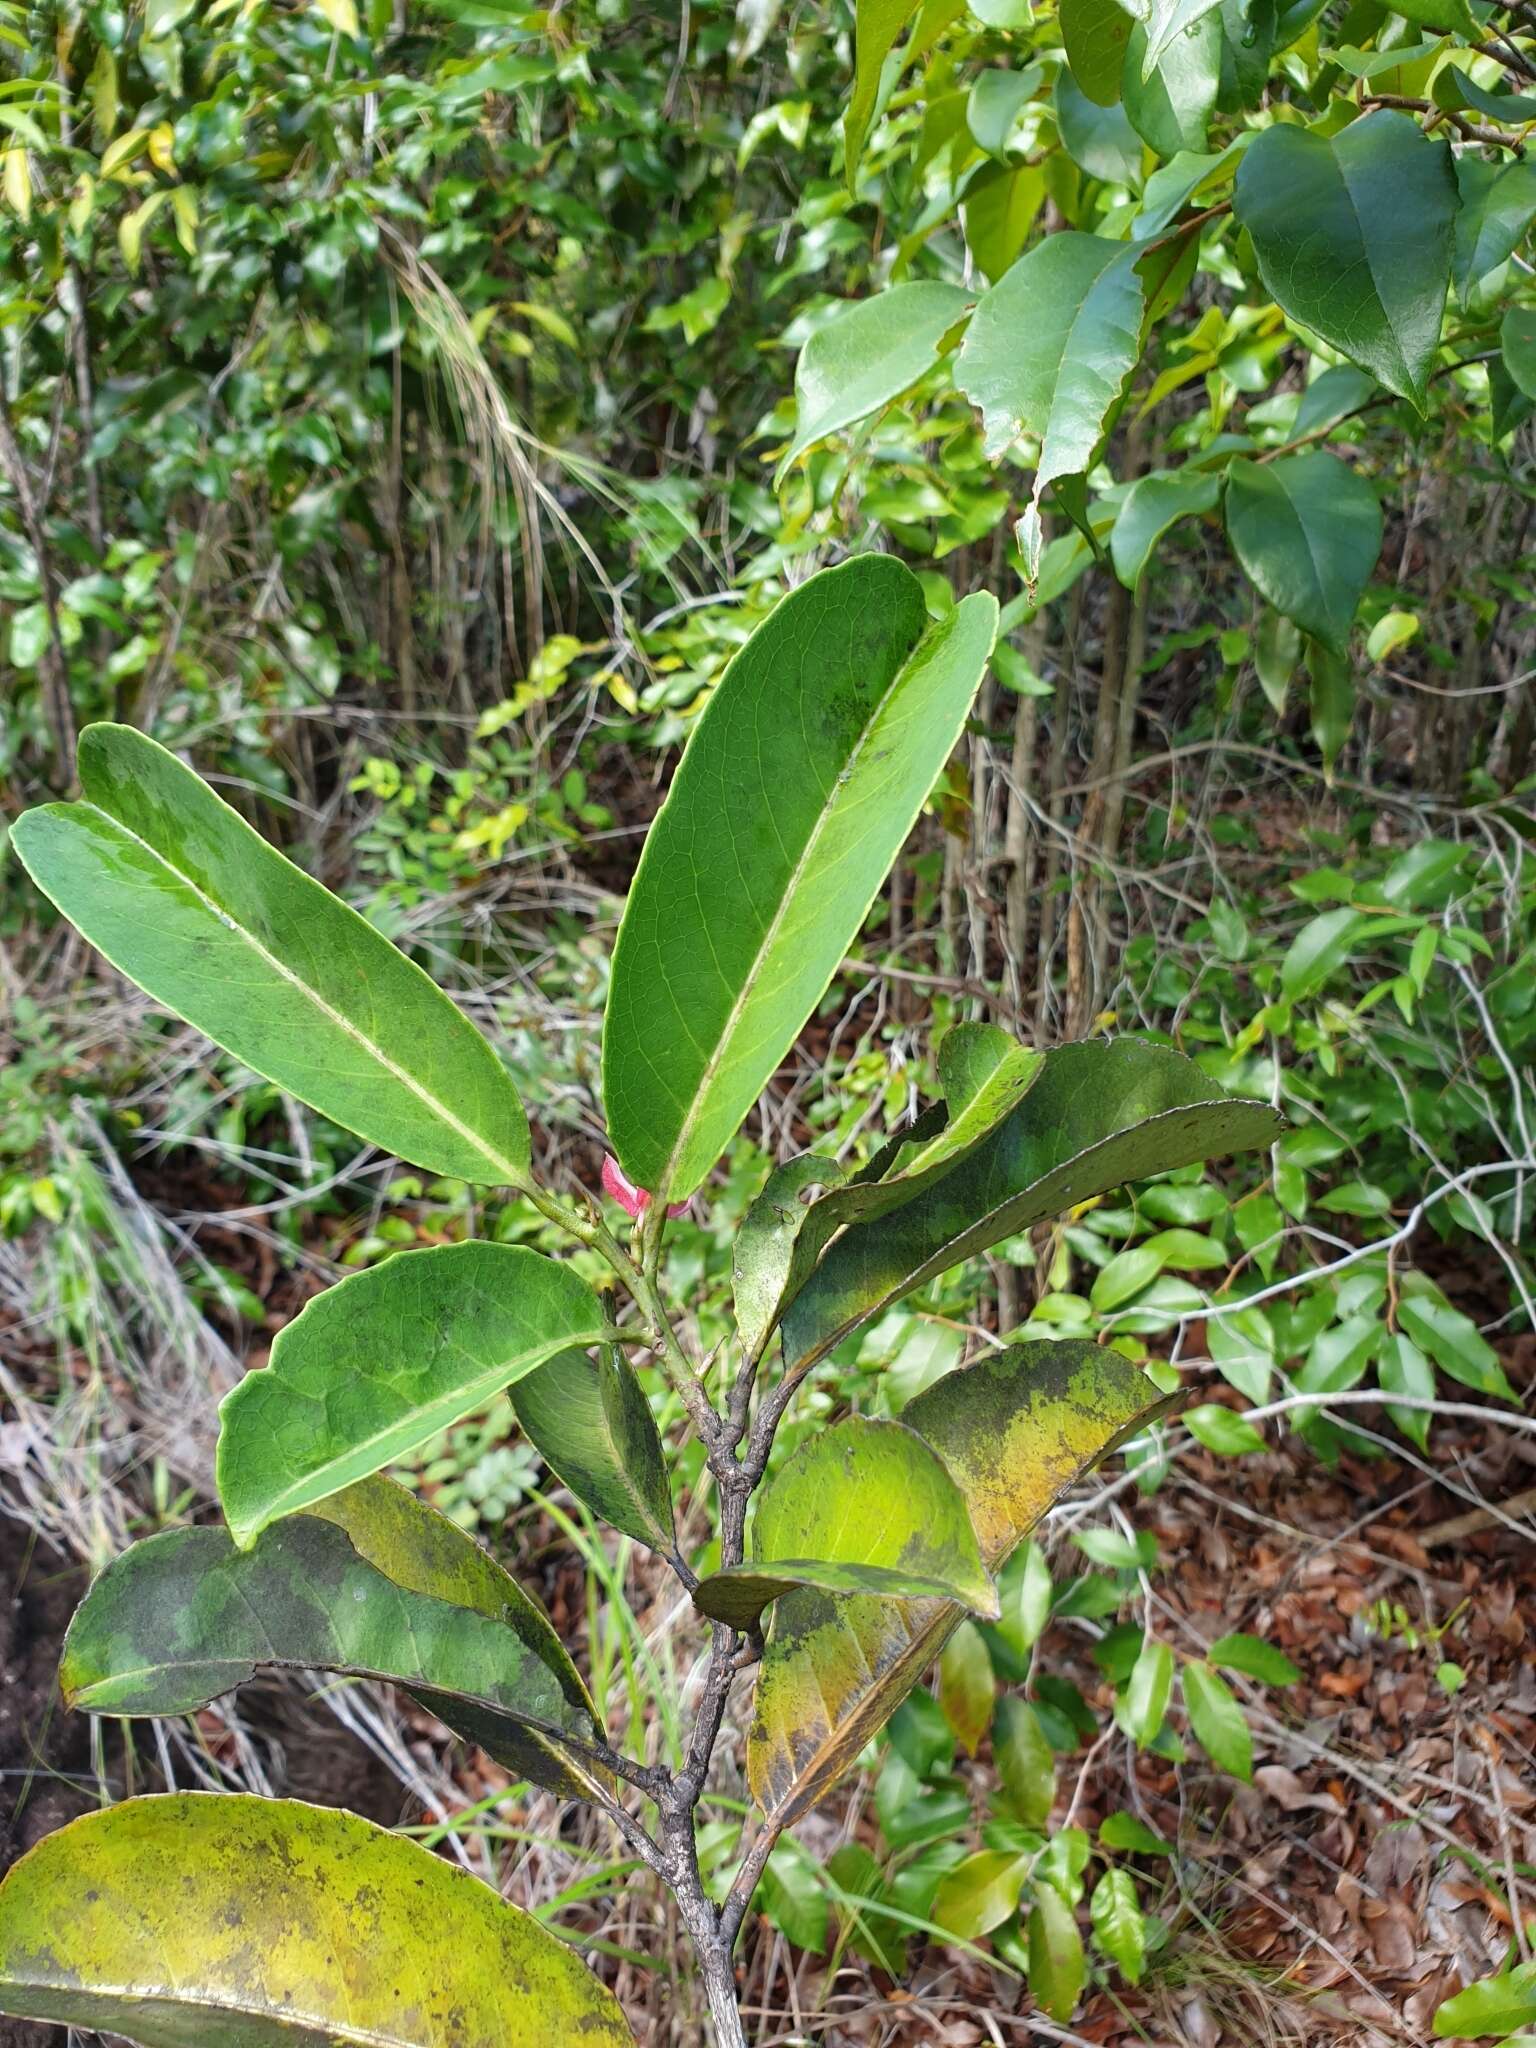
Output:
[{"xmin": 0, "ymin": 1794, "xmax": 633, "ymax": 2045}]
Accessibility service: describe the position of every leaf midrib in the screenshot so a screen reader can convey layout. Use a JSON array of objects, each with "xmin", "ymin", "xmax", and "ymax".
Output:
[
  {"xmin": 69, "ymin": 798, "xmax": 527, "ymax": 1188},
  {"xmin": 656, "ymin": 613, "xmax": 945, "ymax": 1198}
]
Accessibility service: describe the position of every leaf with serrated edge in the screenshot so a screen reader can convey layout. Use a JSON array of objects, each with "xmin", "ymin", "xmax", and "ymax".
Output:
[
  {"xmin": 782, "ymin": 1040, "xmax": 1282, "ymax": 1380},
  {"xmin": 11, "ymin": 725, "xmax": 529, "ymax": 1186},
  {"xmin": 747, "ymin": 1342, "xmax": 1172, "ymax": 1827},
  {"xmin": 61, "ymin": 1481, "xmax": 609, "ymax": 1802},
  {"xmin": 603, "ymin": 556, "xmax": 997, "ymax": 1203},
  {"xmin": 0, "ymin": 1793, "xmax": 633, "ymax": 2045},
  {"xmin": 694, "ymin": 1416, "xmax": 997, "ymax": 1628},
  {"xmin": 217, "ymin": 1242, "xmax": 612, "ymax": 1548}
]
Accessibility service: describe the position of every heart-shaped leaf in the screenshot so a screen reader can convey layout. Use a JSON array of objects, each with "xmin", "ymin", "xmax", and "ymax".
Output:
[
  {"xmin": 12, "ymin": 725, "xmax": 530, "ymax": 1186},
  {"xmin": 747, "ymin": 1342, "xmax": 1170, "ymax": 1826},
  {"xmin": 62, "ymin": 1479, "xmax": 608, "ymax": 1801},
  {"xmin": 511, "ymin": 1345, "xmax": 675, "ymax": 1553},
  {"xmin": 777, "ymin": 283, "xmax": 972, "ymax": 479},
  {"xmin": 603, "ymin": 556, "xmax": 997, "ymax": 1203},
  {"xmin": 1233, "ymin": 111, "xmax": 1457, "ymax": 410},
  {"xmin": 781, "ymin": 1040, "xmax": 1282, "ymax": 1380},
  {"xmin": 0, "ymin": 1794, "xmax": 633, "ymax": 2045},
  {"xmin": 217, "ymin": 1242, "xmax": 612, "ymax": 1547},
  {"xmin": 693, "ymin": 1416, "xmax": 997, "ymax": 1627},
  {"xmin": 1224, "ymin": 453, "xmax": 1382, "ymax": 656}
]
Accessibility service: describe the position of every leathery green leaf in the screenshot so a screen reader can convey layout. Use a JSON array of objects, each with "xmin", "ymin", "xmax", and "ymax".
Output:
[
  {"xmin": 782, "ymin": 1039, "xmax": 1282, "ymax": 1380},
  {"xmin": 603, "ymin": 556, "xmax": 997, "ymax": 1203},
  {"xmin": 1028, "ymin": 1878, "xmax": 1086, "ymax": 2022},
  {"xmin": 511, "ymin": 1345, "xmax": 675, "ymax": 1553},
  {"xmin": 0, "ymin": 1793, "xmax": 633, "ymax": 2046},
  {"xmin": 693, "ymin": 1415, "xmax": 997, "ymax": 1628},
  {"xmin": 845, "ymin": 0, "xmax": 921, "ymax": 182},
  {"xmin": 734, "ymin": 1024, "xmax": 1042, "ymax": 1364},
  {"xmin": 61, "ymin": 1479, "xmax": 608, "ymax": 1802},
  {"xmin": 746, "ymin": 1342, "xmax": 1170, "ymax": 1827},
  {"xmin": 1233, "ymin": 111, "xmax": 1457, "ymax": 410},
  {"xmin": 11, "ymin": 725, "xmax": 530, "ymax": 1186},
  {"xmin": 217, "ymin": 1242, "xmax": 612, "ymax": 1547},
  {"xmin": 1059, "ymin": 0, "xmax": 1134, "ymax": 107}
]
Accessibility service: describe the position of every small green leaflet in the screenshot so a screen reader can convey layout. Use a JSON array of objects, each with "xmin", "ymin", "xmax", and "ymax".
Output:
[
  {"xmin": 1090, "ymin": 1867, "xmax": 1146, "ymax": 1984},
  {"xmin": 1181, "ymin": 1659, "xmax": 1253, "ymax": 1778}
]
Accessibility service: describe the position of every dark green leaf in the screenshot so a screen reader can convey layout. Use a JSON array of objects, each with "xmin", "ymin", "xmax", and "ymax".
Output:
[
  {"xmin": 1181, "ymin": 1658, "xmax": 1252, "ymax": 1778},
  {"xmin": 1453, "ymin": 159, "xmax": 1536, "ymax": 311},
  {"xmin": 511, "ymin": 1344, "xmax": 675, "ymax": 1553},
  {"xmin": 1027, "ymin": 1879, "xmax": 1086, "ymax": 2021},
  {"xmin": 1122, "ymin": 15, "xmax": 1221, "ymax": 160},
  {"xmin": 994, "ymin": 1695, "xmax": 1056, "ymax": 1827},
  {"xmin": 1054, "ymin": 71, "xmax": 1145, "ymax": 187},
  {"xmin": 1225, "ymin": 453, "xmax": 1382, "ymax": 655},
  {"xmin": 1208, "ymin": 1632, "xmax": 1300, "ymax": 1685},
  {"xmin": 846, "ymin": 0, "xmax": 921, "ymax": 182},
  {"xmin": 782, "ymin": 1041, "xmax": 1280, "ymax": 1379},
  {"xmin": 1059, "ymin": 0, "xmax": 1134, "ymax": 106},
  {"xmin": 1109, "ymin": 466, "xmax": 1222, "ymax": 590},
  {"xmin": 1233, "ymin": 111, "xmax": 1457, "ymax": 409}
]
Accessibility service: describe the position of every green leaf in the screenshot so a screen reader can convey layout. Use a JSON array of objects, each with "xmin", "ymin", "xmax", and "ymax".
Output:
[
  {"xmin": 732, "ymin": 1154, "xmax": 849, "ymax": 1366},
  {"xmin": 694, "ymin": 1415, "xmax": 997, "ymax": 1627},
  {"xmin": 846, "ymin": 0, "xmax": 920, "ymax": 182},
  {"xmin": 1122, "ymin": 1636, "xmax": 1173, "ymax": 1744},
  {"xmin": 511, "ymin": 1345, "xmax": 674, "ymax": 1553},
  {"xmin": 957, "ymin": 234, "xmax": 1145, "ymax": 500},
  {"xmin": 963, "ymin": 161, "xmax": 1047, "ymax": 283},
  {"xmin": 747, "ymin": 1343, "xmax": 1168, "ymax": 1828},
  {"xmin": 1504, "ymin": 304, "xmax": 1536, "ymax": 400},
  {"xmin": 1059, "ymin": 0, "xmax": 1134, "ymax": 106},
  {"xmin": 968, "ymin": 68, "xmax": 1042, "ymax": 159},
  {"xmin": 60, "ymin": 1479, "xmax": 607, "ymax": 1800},
  {"xmin": 217, "ymin": 1243, "xmax": 612, "ymax": 1547},
  {"xmin": 1379, "ymin": 1331, "xmax": 1435, "ymax": 1451},
  {"xmin": 1053, "ymin": 70, "xmax": 1145, "ymax": 187},
  {"xmin": 1434, "ymin": 1964, "xmax": 1536, "ymax": 2038},
  {"xmin": 1090, "ymin": 1867, "xmax": 1146, "ymax": 1984},
  {"xmin": 602, "ymin": 557, "xmax": 997, "ymax": 1202},
  {"xmin": 1027, "ymin": 1878, "xmax": 1086, "ymax": 2021},
  {"xmin": 1099, "ymin": 1812, "xmax": 1173, "ymax": 1854},
  {"xmin": 777, "ymin": 283, "xmax": 973, "ymax": 477},
  {"xmin": 1091, "ymin": 1243, "xmax": 1166, "ymax": 1312},
  {"xmin": 782, "ymin": 1040, "xmax": 1281, "ymax": 1379},
  {"xmin": 1293, "ymin": 364, "xmax": 1378, "ymax": 440},
  {"xmin": 1184, "ymin": 1403, "xmax": 1265, "ymax": 1455},
  {"xmin": 1208, "ymin": 1632, "xmax": 1300, "ymax": 1685},
  {"xmin": 1280, "ymin": 906, "xmax": 1370, "ymax": 1000},
  {"xmin": 0, "ymin": 1794, "xmax": 633, "ymax": 2045},
  {"xmin": 11, "ymin": 726, "xmax": 530, "ymax": 1186},
  {"xmin": 1109, "ymin": 466, "xmax": 1222, "ymax": 590},
  {"xmin": 1307, "ymin": 637, "xmax": 1356, "ymax": 774},
  {"xmin": 939, "ymin": 1619, "xmax": 997, "ymax": 1754},
  {"xmin": 1122, "ymin": 14, "xmax": 1220, "ymax": 160},
  {"xmin": 1433, "ymin": 63, "xmax": 1536, "ymax": 127},
  {"xmin": 1224, "ymin": 454, "xmax": 1382, "ymax": 655},
  {"xmin": 1398, "ymin": 1285, "xmax": 1517, "ymax": 1402},
  {"xmin": 1182, "ymin": 1658, "xmax": 1252, "ymax": 1778},
  {"xmin": 1254, "ymin": 605, "xmax": 1301, "ymax": 715},
  {"xmin": 1490, "ymin": 354, "xmax": 1536, "ymax": 444},
  {"xmin": 1453, "ymin": 159, "xmax": 1536, "ymax": 311},
  {"xmin": 1233, "ymin": 111, "xmax": 1457, "ymax": 410},
  {"xmin": 1141, "ymin": 0, "xmax": 1225, "ymax": 73},
  {"xmin": 995, "ymin": 1694, "xmax": 1056, "ymax": 1827},
  {"xmin": 933, "ymin": 1849, "xmax": 1030, "ymax": 1941}
]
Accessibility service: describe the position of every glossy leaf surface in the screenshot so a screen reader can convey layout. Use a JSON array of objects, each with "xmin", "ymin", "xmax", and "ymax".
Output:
[
  {"xmin": 12, "ymin": 725, "xmax": 529, "ymax": 1186},
  {"xmin": 846, "ymin": 0, "xmax": 919, "ymax": 182},
  {"xmin": 747, "ymin": 1343, "xmax": 1168, "ymax": 1826},
  {"xmin": 1122, "ymin": 15, "xmax": 1220, "ymax": 159},
  {"xmin": 218, "ymin": 1242, "xmax": 611, "ymax": 1546},
  {"xmin": 1109, "ymin": 467, "xmax": 1222, "ymax": 589},
  {"xmin": 512, "ymin": 1345, "xmax": 674, "ymax": 1553},
  {"xmin": 1233, "ymin": 112, "xmax": 1456, "ymax": 409},
  {"xmin": 693, "ymin": 1416, "xmax": 997, "ymax": 1627},
  {"xmin": 782, "ymin": 1040, "xmax": 1282, "ymax": 1377},
  {"xmin": 603, "ymin": 556, "xmax": 997, "ymax": 1201},
  {"xmin": 0, "ymin": 1794, "xmax": 633, "ymax": 2046},
  {"xmin": 778, "ymin": 283, "xmax": 971, "ymax": 478},
  {"xmin": 1224, "ymin": 453, "xmax": 1382, "ymax": 656},
  {"xmin": 1059, "ymin": 0, "xmax": 1134, "ymax": 106}
]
